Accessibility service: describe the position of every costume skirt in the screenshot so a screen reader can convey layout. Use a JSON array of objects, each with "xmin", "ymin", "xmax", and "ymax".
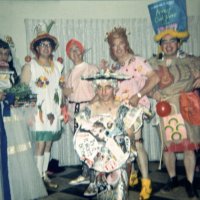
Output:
[{"xmin": 4, "ymin": 106, "xmax": 47, "ymax": 200}]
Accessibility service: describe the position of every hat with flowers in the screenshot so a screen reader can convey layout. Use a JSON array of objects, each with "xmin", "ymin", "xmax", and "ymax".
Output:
[
  {"xmin": 30, "ymin": 20, "xmax": 58, "ymax": 54},
  {"xmin": 82, "ymin": 68, "xmax": 131, "ymax": 89}
]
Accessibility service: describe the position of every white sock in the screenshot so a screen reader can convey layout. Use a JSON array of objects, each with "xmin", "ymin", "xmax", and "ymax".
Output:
[
  {"xmin": 35, "ymin": 155, "xmax": 44, "ymax": 177},
  {"xmin": 43, "ymin": 152, "xmax": 50, "ymax": 176}
]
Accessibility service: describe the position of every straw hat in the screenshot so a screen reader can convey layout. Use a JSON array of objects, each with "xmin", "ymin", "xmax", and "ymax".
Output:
[{"xmin": 30, "ymin": 21, "xmax": 58, "ymax": 54}]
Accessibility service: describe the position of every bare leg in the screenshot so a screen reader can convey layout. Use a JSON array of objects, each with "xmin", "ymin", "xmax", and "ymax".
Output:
[
  {"xmin": 44, "ymin": 141, "xmax": 52, "ymax": 152},
  {"xmin": 183, "ymin": 150, "xmax": 198, "ymax": 198},
  {"xmin": 134, "ymin": 130, "xmax": 152, "ymax": 199},
  {"xmin": 136, "ymin": 143, "xmax": 148, "ymax": 178},
  {"xmin": 134, "ymin": 130, "xmax": 148, "ymax": 178},
  {"xmin": 163, "ymin": 151, "xmax": 176, "ymax": 178},
  {"xmin": 35, "ymin": 141, "xmax": 46, "ymax": 156},
  {"xmin": 183, "ymin": 150, "xmax": 195, "ymax": 183},
  {"xmin": 162, "ymin": 151, "xmax": 179, "ymax": 192}
]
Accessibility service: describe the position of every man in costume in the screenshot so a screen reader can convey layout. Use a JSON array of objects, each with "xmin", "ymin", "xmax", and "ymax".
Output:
[
  {"xmin": 106, "ymin": 27, "xmax": 160, "ymax": 200},
  {"xmin": 64, "ymin": 38, "xmax": 98, "ymax": 192},
  {"xmin": 148, "ymin": 0, "xmax": 200, "ymax": 198},
  {"xmin": 74, "ymin": 69, "xmax": 141, "ymax": 199},
  {"xmin": 21, "ymin": 21, "xmax": 63, "ymax": 189}
]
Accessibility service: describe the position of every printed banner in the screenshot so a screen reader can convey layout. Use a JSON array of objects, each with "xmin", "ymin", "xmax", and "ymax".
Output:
[{"xmin": 148, "ymin": 0, "xmax": 187, "ymax": 34}]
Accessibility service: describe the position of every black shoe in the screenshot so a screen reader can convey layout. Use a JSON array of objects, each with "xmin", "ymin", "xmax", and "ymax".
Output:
[
  {"xmin": 48, "ymin": 159, "xmax": 65, "ymax": 174},
  {"xmin": 185, "ymin": 180, "xmax": 199, "ymax": 198},
  {"xmin": 162, "ymin": 176, "xmax": 178, "ymax": 192}
]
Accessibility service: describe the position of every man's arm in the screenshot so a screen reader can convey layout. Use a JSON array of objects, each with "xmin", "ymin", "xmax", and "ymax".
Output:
[
  {"xmin": 129, "ymin": 70, "xmax": 160, "ymax": 107},
  {"xmin": 20, "ymin": 64, "xmax": 31, "ymax": 84},
  {"xmin": 191, "ymin": 56, "xmax": 200, "ymax": 88}
]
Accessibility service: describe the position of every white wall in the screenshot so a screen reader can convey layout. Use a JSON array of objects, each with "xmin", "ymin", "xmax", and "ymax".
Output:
[{"xmin": 0, "ymin": 0, "xmax": 200, "ymax": 67}]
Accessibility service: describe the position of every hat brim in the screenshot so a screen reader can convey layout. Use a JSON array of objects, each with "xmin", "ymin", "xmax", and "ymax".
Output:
[
  {"xmin": 30, "ymin": 33, "xmax": 59, "ymax": 54},
  {"xmin": 82, "ymin": 71, "xmax": 131, "ymax": 81},
  {"xmin": 154, "ymin": 30, "xmax": 190, "ymax": 42}
]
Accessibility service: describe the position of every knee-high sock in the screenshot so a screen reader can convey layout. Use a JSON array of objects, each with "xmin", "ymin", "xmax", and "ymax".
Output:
[
  {"xmin": 35, "ymin": 155, "xmax": 44, "ymax": 177},
  {"xmin": 43, "ymin": 152, "xmax": 50, "ymax": 176}
]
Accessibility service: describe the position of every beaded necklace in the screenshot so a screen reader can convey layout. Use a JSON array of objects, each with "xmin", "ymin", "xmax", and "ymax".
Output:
[{"xmin": 37, "ymin": 59, "xmax": 55, "ymax": 74}]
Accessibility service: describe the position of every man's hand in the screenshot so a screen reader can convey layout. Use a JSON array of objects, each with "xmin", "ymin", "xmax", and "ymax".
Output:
[
  {"xmin": 152, "ymin": 91, "xmax": 162, "ymax": 101},
  {"xmin": 63, "ymin": 87, "xmax": 73, "ymax": 97},
  {"xmin": 129, "ymin": 94, "xmax": 140, "ymax": 107}
]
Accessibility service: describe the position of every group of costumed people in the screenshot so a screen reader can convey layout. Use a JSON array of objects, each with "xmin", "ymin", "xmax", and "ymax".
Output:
[{"xmin": 1, "ymin": 0, "xmax": 200, "ymax": 200}]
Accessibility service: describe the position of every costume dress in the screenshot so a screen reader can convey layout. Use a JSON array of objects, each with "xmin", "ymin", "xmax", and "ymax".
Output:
[
  {"xmin": 4, "ymin": 107, "xmax": 48, "ymax": 200},
  {"xmin": 115, "ymin": 56, "xmax": 161, "ymax": 160},
  {"xmin": 74, "ymin": 104, "xmax": 140, "ymax": 200},
  {"xmin": 148, "ymin": 53, "xmax": 200, "ymax": 152},
  {"xmin": 51, "ymin": 62, "xmax": 98, "ymax": 166},
  {"xmin": 1, "ymin": 67, "xmax": 48, "ymax": 200},
  {"xmin": 115, "ymin": 56, "xmax": 151, "ymax": 108},
  {"xmin": 28, "ymin": 59, "xmax": 63, "ymax": 141}
]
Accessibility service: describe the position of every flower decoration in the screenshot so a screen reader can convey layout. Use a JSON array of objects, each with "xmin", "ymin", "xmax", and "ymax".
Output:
[
  {"xmin": 135, "ymin": 65, "xmax": 143, "ymax": 73},
  {"xmin": 59, "ymin": 76, "xmax": 65, "ymax": 89},
  {"xmin": 35, "ymin": 76, "xmax": 49, "ymax": 88}
]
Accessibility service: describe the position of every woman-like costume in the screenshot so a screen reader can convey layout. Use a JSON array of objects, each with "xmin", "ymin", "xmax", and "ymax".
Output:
[
  {"xmin": 0, "ymin": 37, "xmax": 48, "ymax": 200},
  {"xmin": 73, "ymin": 70, "xmax": 148, "ymax": 199}
]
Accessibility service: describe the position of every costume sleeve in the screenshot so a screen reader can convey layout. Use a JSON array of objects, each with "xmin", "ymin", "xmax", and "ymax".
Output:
[
  {"xmin": 20, "ymin": 64, "xmax": 31, "ymax": 85},
  {"xmin": 147, "ymin": 56, "xmax": 159, "ymax": 70},
  {"xmin": 64, "ymin": 70, "xmax": 71, "ymax": 88},
  {"xmin": 136, "ymin": 57, "xmax": 152, "ymax": 76},
  {"xmin": 55, "ymin": 60, "xmax": 64, "ymax": 74},
  {"xmin": 87, "ymin": 64, "xmax": 99, "ymax": 76},
  {"xmin": 189, "ymin": 56, "xmax": 200, "ymax": 78}
]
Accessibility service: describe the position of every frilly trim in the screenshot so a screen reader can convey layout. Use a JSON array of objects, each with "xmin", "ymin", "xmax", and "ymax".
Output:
[{"xmin": 154, "ymin": 30, "xmax": 189, "ymax": 42}]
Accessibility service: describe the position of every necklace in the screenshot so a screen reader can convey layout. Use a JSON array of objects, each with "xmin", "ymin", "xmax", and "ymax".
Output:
[
  {"xmin": 42, "ymin": 64, "xmax": 54, "ymax": 74},
  {"xmin": 37, "ymin": 59, "xmax": 55, "ymax": 74}
]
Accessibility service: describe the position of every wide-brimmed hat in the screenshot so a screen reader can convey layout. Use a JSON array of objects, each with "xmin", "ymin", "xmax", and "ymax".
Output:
[
  {"xmin": 82, "ymin": 69, "xmax": 131, "ymax": 81},
  {"xmin": 148, "ymin": 0, "xmax": 189, "ymax": 42},
  {"xmin": 82, "ymin": 69, "xmax": 131, "ymax": 89},
  {"xmin": 30, "ymin": 21, "xmax": 58, "ymax": 54}
]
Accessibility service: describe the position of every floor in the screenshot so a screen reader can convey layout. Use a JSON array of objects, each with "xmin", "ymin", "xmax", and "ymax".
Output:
[{"xmin": 39, "ymin": 160, "xmax": 200, "ymax": 200}]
